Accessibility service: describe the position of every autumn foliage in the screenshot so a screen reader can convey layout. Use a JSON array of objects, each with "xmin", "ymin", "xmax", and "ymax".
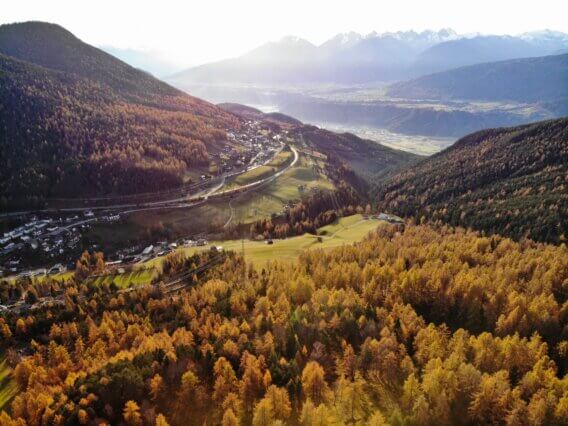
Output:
[
  {"xmin": 0, "ymin": 22, "xmax": 240, "ymax": 210},
  {"xmin": 1, "ymin": 223, "xmax": 567, "ymax": 424}
]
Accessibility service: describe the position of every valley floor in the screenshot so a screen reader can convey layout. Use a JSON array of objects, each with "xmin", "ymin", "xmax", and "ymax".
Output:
[
  {"xmin": 308, "ymin": 121, "xmax": 454, "ymax": 155},
  {"xmin": 84, "ymin": 150, "xmax": 330, "ymax": 251}
]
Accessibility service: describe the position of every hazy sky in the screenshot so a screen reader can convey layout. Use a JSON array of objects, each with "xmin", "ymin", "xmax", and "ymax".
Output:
[{"xmin": 3, "ymin": 0, "xmax": 568, "ymax": 67}]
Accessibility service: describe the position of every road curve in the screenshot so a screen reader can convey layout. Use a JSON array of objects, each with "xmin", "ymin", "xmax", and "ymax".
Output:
[{"xmin": 221, "ymin": 146, "xmax": 298, "ymax": 228}]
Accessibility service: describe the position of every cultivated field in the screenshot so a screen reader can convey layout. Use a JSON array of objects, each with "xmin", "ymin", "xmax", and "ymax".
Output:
[
  {"xmin": 224, "ymin": 149, "xmax": 293, "ymax": 189},
  {"xmin": 86, "ymin": 268, "xmax": 158, "ymax": 288}
]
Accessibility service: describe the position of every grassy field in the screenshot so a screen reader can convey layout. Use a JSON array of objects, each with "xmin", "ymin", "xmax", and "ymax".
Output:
[
  {"xmin": 0, "ymin": 359, "xmax": 17, "ymax": 411},
  {"xmin": 86, "ymin": 267, "xmax": 157, "ymax": 288},
  {"xmin": 266, "ymin": 150, "xmax": 293, "ymax": 168},
  {"xmin": 229, "ymin": 165, "xmax": 279, "ymax": 188},
  {"xmin": 317, "ymin": 214, "xmax": 364, "ymax": 235},
  {"xmin": 226, "ymin": 150, "xmax": 293, "ymax": 189},
  {"xmin": 228, "ymin": 155, "xmax": 334, "ymax": 224},
  {"xmin": 86, "ymin": 215, "xmax": 381, "ymax": 286},
  {"xmin": 175, "ymin": 214, "xmax": 381, "ymax": 266}
]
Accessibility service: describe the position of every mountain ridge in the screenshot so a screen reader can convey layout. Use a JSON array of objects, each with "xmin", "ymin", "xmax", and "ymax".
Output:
[
  {"xmin": 0, "ymin": 21, "xmax": 240, "ymax": 210},
  {"xmin": 375, "ymin": 117, "xmax": 568, "ymax": 243},
  {"xmin": 386, "ymin": 53, "xmax": 568, "ymax": 115},
  {"xmin": 169, "ymin": 30, "xmax": 568, "ymax": 87},
  {"xmin": 0, "ymin": 21, "xmax": 180, "ymax": 98}
]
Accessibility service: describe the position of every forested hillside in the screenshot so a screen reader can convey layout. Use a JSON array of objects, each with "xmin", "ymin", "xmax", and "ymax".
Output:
[
  {"xmin": 0, "ymin": 22, "xmax": 239, "ymax": 210},
  {"xmin": 0, "ymin": 22, "xmax": 177, "ymax": 98},
  {"xmin": 375, "ymin": 118, "xmax": 568, "ymax": 243},
  {"xmin": 1, "ymin": 223, "xmax": 567, "ymax": 425}
]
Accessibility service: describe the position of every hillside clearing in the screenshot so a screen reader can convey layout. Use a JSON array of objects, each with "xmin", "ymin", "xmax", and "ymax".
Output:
[{"xmin": 175, "ymin": 214, "xmax": 381, "ymax": 267}]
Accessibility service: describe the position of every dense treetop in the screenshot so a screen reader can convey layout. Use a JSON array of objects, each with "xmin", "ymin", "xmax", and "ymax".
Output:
[{"xmin": 1, "ymin": 223, "xmax": 567, "ymax": 424}]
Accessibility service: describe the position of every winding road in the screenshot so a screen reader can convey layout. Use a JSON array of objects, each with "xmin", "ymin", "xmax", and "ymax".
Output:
[
  {"xmin": 122, "ymin": 145, "xmax": 298, "ymax": 218},
  {"xmin": 0, "ymin": 144, "xmax": 296, "ymax": 219},
  {"xmin": 222, "ymin": 145, "xmax": 299, "ymax": 228}
]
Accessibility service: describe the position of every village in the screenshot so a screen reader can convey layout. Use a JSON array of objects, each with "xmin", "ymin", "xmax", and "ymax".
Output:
[
  {"xmin": 0, "ymin": 208, "xmax": 219, "ymax": 280},
  {"xmin": 0, "ymin": 120, "xmax": 287, "ymax": 279},
  {"xmin": 0, "ymin": 212, "xmax": 119, "ymax": 277},
  {"xmin": 216, "ymin": 120, "xmax": 285, "ymax": 175}
]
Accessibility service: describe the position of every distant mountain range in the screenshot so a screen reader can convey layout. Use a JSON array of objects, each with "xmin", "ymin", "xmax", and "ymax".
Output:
[
  {"xmin": 167, "ymin": 29, "xmax": 568, "ymax": 140},
  {"xmin": 168, "ymin": 29, "xmax": 568, "ymax": 87},
  {"xmin": 202, "ymin": 52, "xmax": 567, "ymax": 140},
  {"xmin": 0, "ymin": 21, "xmax": 239, "ymax": 210},
  {"xmin": 387, "ymin": 53, "xmax": 568, "ymax": 115},
  {"xmin": 375, "ymin": 117, "xmax": 568, "ymax": 243}
]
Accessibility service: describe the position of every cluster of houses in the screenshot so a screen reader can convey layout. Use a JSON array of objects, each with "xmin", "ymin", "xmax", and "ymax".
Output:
[
  {"xmin": 139, "ymin": 238, "xmax": 208, "ymax": 259},
  {"xmin": 219, "ymin": 121, "xmax": 284, "ymax": 174},
  {"xmin": 1, "ymin": 217, "xmax": 54, "ymax": 253},
  {"xmin": 1, "ymin": 209, "xmax": 125, "ymax": 277},
  {"xmin": 213, "ymin": 145, "xmax": 253, "ymax": 174},
  {"xmin": 104, "ymin": 238, "xmax": 209, "ymax": 267},
  {"xmin": 0, "ymin": 212, "xmax": 99, "ymax": 276}
]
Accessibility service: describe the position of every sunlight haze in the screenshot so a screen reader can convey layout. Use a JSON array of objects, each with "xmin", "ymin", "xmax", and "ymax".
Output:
[
  {"xmin": 1, "ymin": 0, "xmax": 568, "ymax": 421},
  {"xmin": 2, "ymin": 0, "xmax": 568, "ymax": 68}
]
